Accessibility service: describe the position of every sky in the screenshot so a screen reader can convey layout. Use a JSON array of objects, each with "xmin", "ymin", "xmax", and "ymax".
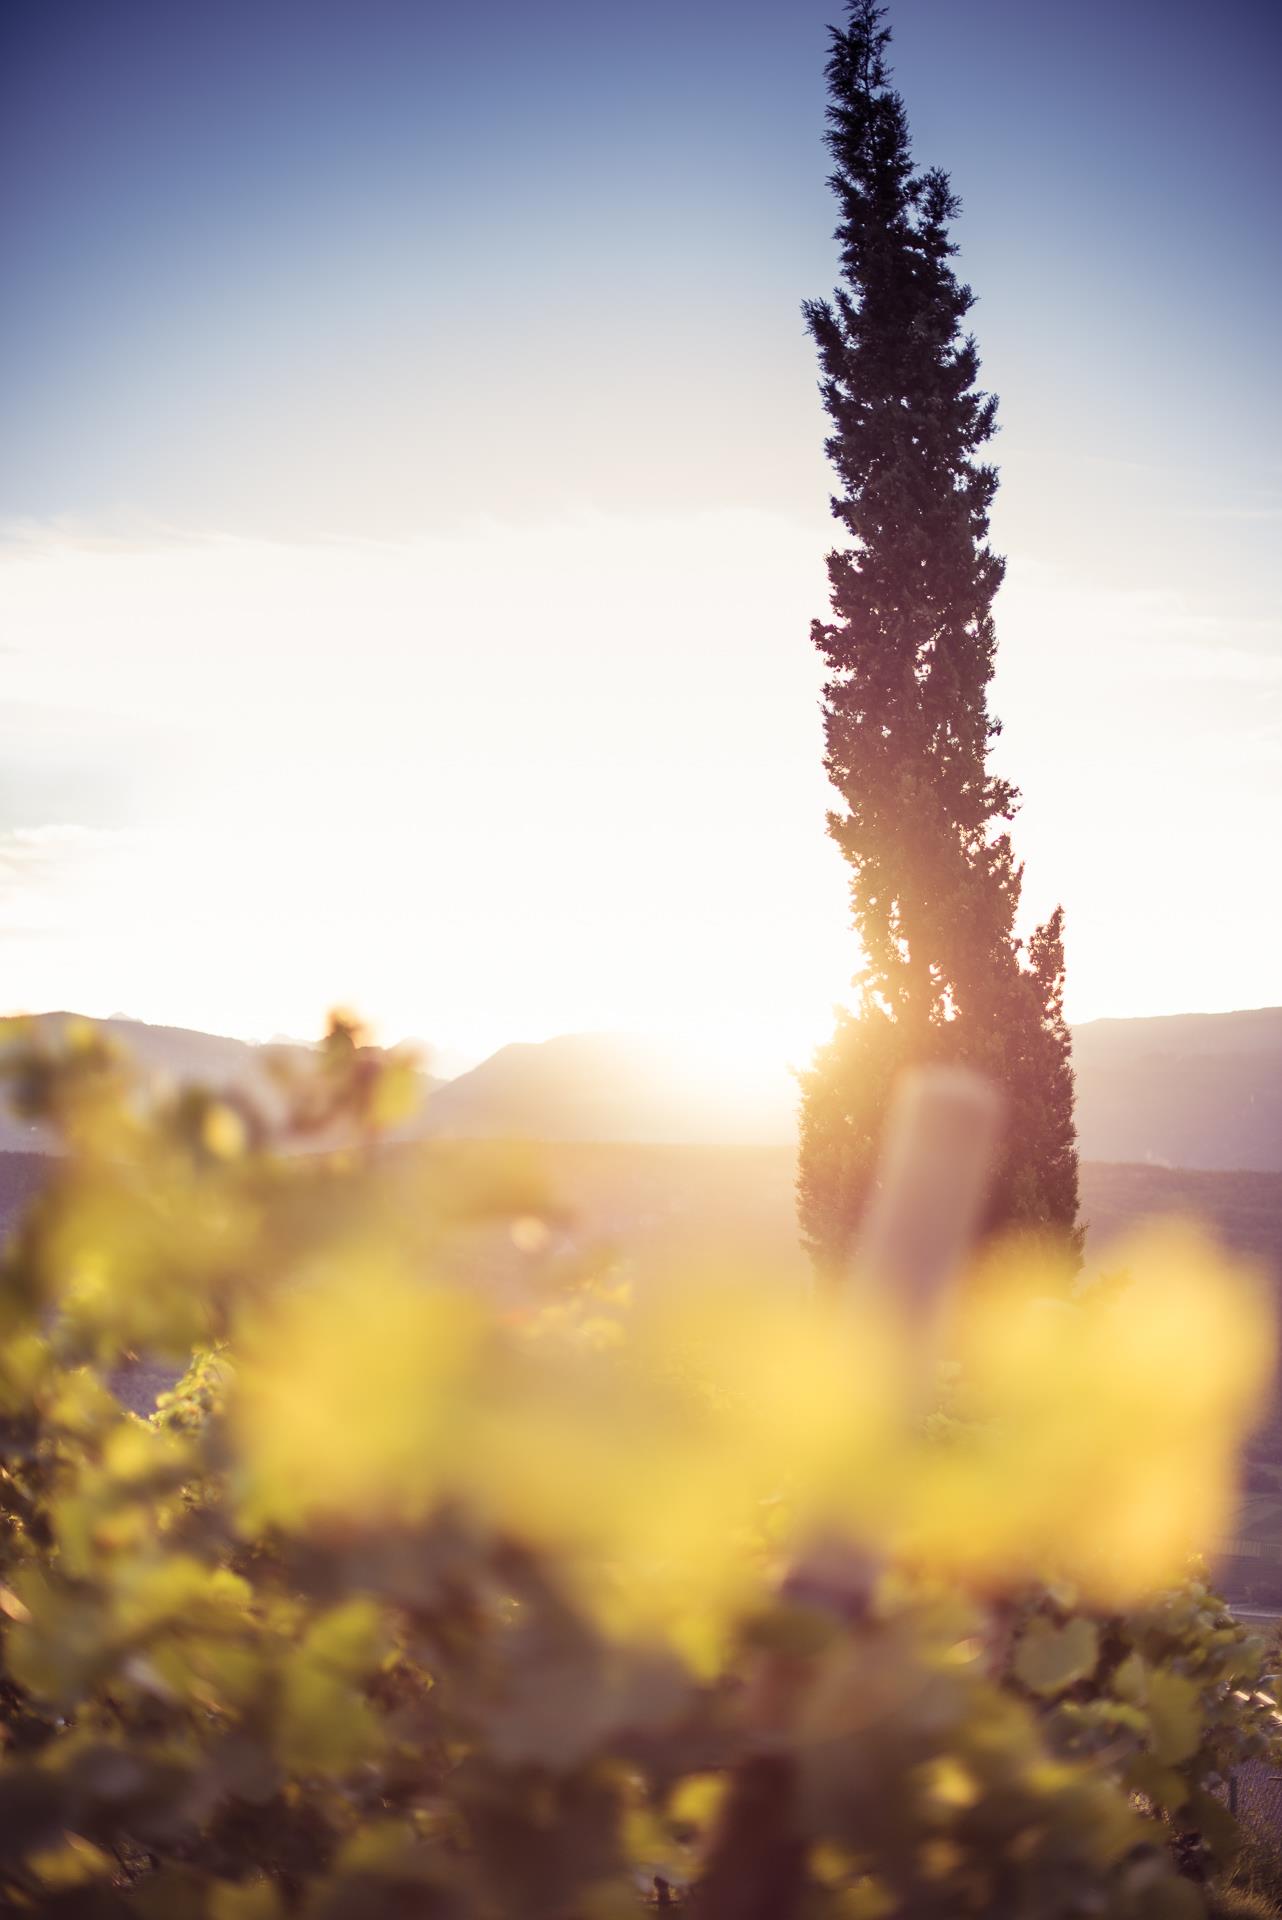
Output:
[{"xmin": 2, "ymin": 0, "xmax": 1279, "ymax": 1071}]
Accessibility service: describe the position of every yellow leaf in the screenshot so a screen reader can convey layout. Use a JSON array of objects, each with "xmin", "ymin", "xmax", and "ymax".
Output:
[
  {"xmin": 669, "ymin": 1771, "xmax": 727, "ymax": 1833},
  {"xmin": 202, "ymin": 1103, "xmax": 247, "ymax": 1160},
  {"xmin": 836, "ymin": 1877, "xmax": 897, "ymax": 1919},
  {"xmin": 209, "ymin": 1879, "xmax": 284, "ymax": 1920},
  {"xmin": 922, "ymin": 1754, "xmax": 980, "ymax": 1810},
  {"xmin": 369, "ymin": 1055, "xmax": 421, "ymax": 1130},
  {"xmin": 29, "ymin": 1833, "xmax": 112, "ymax": 1888},
  {"xmin": 233, "ymin": 1255, "xmax": 483, "ymax": 1529},
  {"xmin": 302, "ymin": 1598, "xmax": 387, "ymax": 1679}
]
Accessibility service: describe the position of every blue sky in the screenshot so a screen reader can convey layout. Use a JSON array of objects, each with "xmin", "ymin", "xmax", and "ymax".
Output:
[{"xmin": 1, "ymin": 0, "xmax": 1279, "ymax": 1062}]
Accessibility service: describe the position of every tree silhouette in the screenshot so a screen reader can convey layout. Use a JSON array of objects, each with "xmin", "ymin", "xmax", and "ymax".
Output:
[{"xmin": 797, "ymin": 0, "xmax": 1079, "ymax": 1272}]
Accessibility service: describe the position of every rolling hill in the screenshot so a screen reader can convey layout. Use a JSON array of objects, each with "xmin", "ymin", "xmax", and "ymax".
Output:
[
  {"xmin": 3, "ymin": 1004, "xmax": 1279, "ymax": 1169},
  {"xmin": 1071, "ymin": 1008, "xmax": 1282, "ymax": 1172},
  {"xmin": 420, "ymin": 1009, "xmax": 1282, "ymax": 1170},
  {"xmin": 0, "ymin": 1013, "xmax": 439, "ymax": 1153},
  {"xmin": 420, "ymin": 1032, "xmax": 790, "ymax": 1146}
]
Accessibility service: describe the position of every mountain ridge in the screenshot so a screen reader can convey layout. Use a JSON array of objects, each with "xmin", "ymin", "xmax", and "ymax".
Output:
[{"xmin": 2, "ymin": 1006, "xmax": 1278, "ymax": 1170}]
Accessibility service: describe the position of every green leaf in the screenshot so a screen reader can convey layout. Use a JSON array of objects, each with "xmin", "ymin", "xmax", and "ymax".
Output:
[
  {"xmin": 1186, "ymin": 1786, "xmax": 1241, "ymax": 1865},
  {"xmin": 129, "ymin": 1866, "xmax": 212, "ymax": 1919},
  {"xmin": 1146, "ymin": 1669, "xmax": 1203, "ymax": 1766},
  {"xmin": 276, "ymin": 1657, "xmax": 382, "ymax": 1777},
  {"xmin": 1013, "ymin": 1616, "xmax": 1099, "ymax": 1697},
  {"xmin": 4, "ymin": 1572, "xmax": 109, "ymax": 1706},
  {"xmin": 1125, "ymin": 1752, "xmax": 1189, "ymax": 1814},
  {"xmin": 301, "ymin": 1598, "xmax": 387, "ymax": 1679},
  {"xmin": 1126, "ymin": 1874, "xmax": 1205, "ymax": 1920},
  {"xmin": 1113, "ymin": 1651, "xmax": 1147, "ymax": 1702}
]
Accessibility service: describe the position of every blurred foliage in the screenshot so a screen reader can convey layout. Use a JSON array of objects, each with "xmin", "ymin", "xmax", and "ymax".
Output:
[{"xmin": 0, "ymin": 1015, "xmax": 1279, "ymax": 1917}]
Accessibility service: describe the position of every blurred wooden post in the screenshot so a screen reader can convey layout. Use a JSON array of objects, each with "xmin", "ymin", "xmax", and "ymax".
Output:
[
  {"xmin": 696, "ymin": 1066, "xmax": 1004, "ymax": 1920},
  {"xmin": 852, "ymin": 1065, "xmax": 1005, "ymax": 1324}
]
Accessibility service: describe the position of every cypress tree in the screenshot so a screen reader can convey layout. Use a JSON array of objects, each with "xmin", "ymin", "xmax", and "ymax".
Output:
[{"xmin": 797, "ymin": 0, "xmax": 1079, "ymax": 1272}]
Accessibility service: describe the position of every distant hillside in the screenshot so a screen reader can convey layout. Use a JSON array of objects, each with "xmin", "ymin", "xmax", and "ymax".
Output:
[
  {"xmin": 1079, "ymin": 1161, "xmax": 1282, "ymax": 1272},
  {"xmin": 422, "ymin": 1010, "xmax": 1282, "ymax": 1169},
  {"xmin": 422, "ymin": 1033, "xmax": 789, "ymax": 1147},
  {"xmin": 4, "ymin": 1006, "xmax": 1279, "ymax": 1170},
  {"xmin": 0, "ymin": 1015, "xmax": 291, "ymax": 1153},
  {"xmin": 0, "ymin": 1013, "xmax": 438, "ymax": 1153},
  {"xmin": 1072, "ymin": 1008, "xmax": 1282, "ymax": 1172}
]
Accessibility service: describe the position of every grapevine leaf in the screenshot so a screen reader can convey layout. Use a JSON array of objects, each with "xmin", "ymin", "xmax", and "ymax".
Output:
[{"xmin": 1013, "ymin": 1617, "xmax": 1099, "ymax": 1697}]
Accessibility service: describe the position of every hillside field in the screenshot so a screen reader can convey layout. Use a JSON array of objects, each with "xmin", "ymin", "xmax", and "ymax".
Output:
[{"xmin": 4, "ymin": 1142, "xmax": 1279, "ymax": 1284}]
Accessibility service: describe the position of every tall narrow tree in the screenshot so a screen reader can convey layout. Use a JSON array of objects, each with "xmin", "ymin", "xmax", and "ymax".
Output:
[{"xmin": 798, "ymin": 0, "xmax": 1078, "ymax": 1271}]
